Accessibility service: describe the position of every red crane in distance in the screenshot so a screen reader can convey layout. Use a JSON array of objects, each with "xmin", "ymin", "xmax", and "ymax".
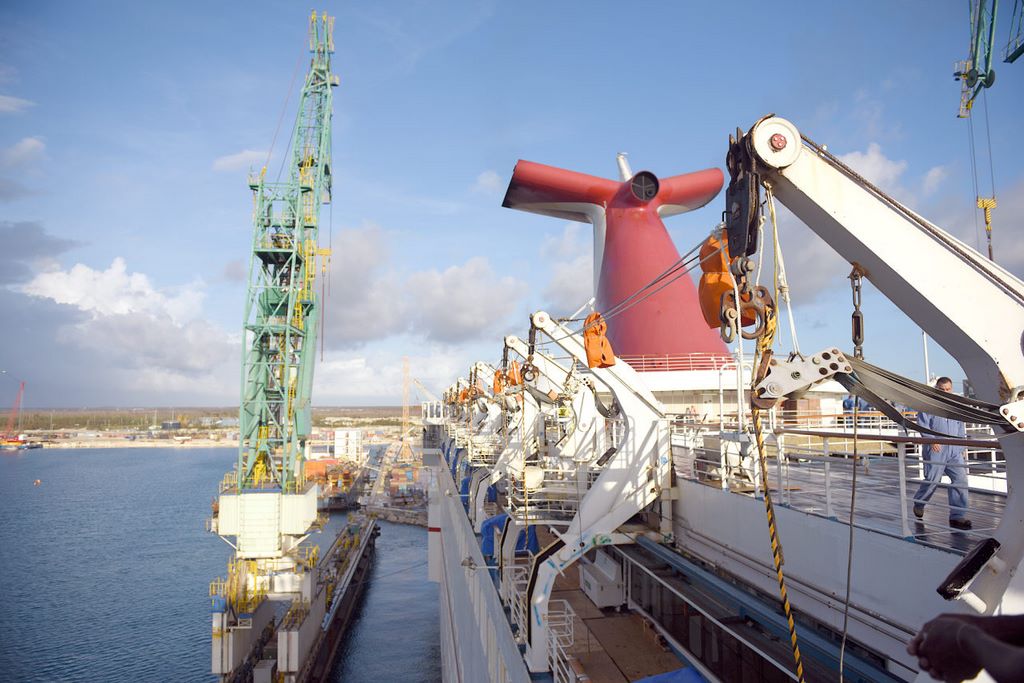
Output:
[{"xmin": 3, "ymin": 381, "xmax": 25, "ymax": 443}]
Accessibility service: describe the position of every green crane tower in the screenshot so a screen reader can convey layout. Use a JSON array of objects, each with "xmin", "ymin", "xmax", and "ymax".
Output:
[
  {"xmin": 238, "ymin": 12, "xmax": 337, "ymax": 492},
  {"xmin": 210, "ymin": 17, "xmax": 339, "ymax": 676}
]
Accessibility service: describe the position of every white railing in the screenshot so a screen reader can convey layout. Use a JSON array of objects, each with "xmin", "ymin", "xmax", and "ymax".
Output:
[
  {"xmin": 468, "ymin": 432, "xmax": 505, "ymax": 467},
  {"xmin": 434, "ymin": 453, "xmax": 530, "ymax": 682},
  {"xmin": 547, "ymin": 599, "xmax": 577, "ymax": 683},
  {"xmin": 506, "ymin": 467, "xmax": 599, "ymax": 526},
  {"xmin": 618, "ymin": 352, "xmax": 736, "ymax": 372},
  {"xmin": 502, "ymin": 564, "xmax": 530, "ymax": 636},
  {"xmin": 673, "ymin": 420, "xmax": 1006, "ymax": 554}
]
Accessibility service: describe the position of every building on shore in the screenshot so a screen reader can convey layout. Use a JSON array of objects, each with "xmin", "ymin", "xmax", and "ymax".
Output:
[{"xmin": 333, "ymin": 428, "xmax": 363, "ymax": 463}]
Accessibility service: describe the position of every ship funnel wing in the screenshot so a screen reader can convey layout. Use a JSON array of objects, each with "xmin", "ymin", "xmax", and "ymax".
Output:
[
  {"xmin": 656, "ymin": 168, "xmax": 726, "ymax": 218},
  {"xmin": 502, "ymin": 160, "xmax": 619, "ymax": 223}
]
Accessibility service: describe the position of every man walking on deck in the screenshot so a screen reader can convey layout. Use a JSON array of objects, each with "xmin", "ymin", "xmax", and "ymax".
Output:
[{"xmin": 912, "ymin": 377, "xmax": 971, "ymax": 530}]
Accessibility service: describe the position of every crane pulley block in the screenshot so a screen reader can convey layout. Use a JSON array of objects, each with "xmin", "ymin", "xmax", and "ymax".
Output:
[{"xmin": 724, "ymin": 127, "xmax": 761, "ymax": 258}]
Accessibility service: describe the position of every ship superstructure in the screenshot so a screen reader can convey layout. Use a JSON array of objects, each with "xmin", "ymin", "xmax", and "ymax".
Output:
[
  {"xmin": 424, "ymin": 116, "xmax": 1021, "ymax": 682},
  {"xmin": 207, "ymin": 13, "xmax": 377, "ymax": 682}
]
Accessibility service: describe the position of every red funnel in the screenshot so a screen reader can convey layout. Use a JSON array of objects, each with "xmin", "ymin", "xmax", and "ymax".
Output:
[{"xmin": 503, "ymin": 160, "xmax": 727, "ymax": 360}]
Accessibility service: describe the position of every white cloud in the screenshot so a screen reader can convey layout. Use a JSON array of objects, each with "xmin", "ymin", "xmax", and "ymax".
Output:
[
  {"xmin": 1, "ymin": 136, "xmax": 45, "ymax": 167},
  {"xmin": 543, "ymin": 255, "xmax": 592, "ymax": 316},
  {"xmin": 472, "ymin": 169, "xmax": 503, "ymax": 195},
  {"xmin": 540, "ymin": 223, "xmax": 592, "ymax": 314},
  {"xmin": 0, "ymin": 94, "xmax": 33, "ymax": 114},
  {"xmin": 16, "ymin": 257, "xmax": 237, "ymax": 402},
  {"xmin": 407, "ymin": 257, "xmax": 527, "ymax": 343},
  {"xmin": 314, "ymin": 349, "xmax": 465, "ymax": 404},
  {"xmin": 922, "ymin": 165, "xmax": 948, "ymax": 196},
  {"xmin": 541, "ymin": 221, "xmax": 586, "ymax": 260},
  {"xmin": 838, "ymin": 143, "xmax": 907, "ymax": 194},
  {"xmin": 324, "ymin": 224, "xmax": 527, "ymax": 347},
  {"xmin": 68, "ymin": 312, "xmax": 235, "ymax": 377},
  {"xmin": 0, "ymin": 177, "xmax": 33, "ymax": 201},
  {"xmin": 932, "ymin": 176, "xmax": 1024, "ymax": 277},
  {"xmin": 221, "ymin": 259, "xmax": 248, "ymax": 282},
  {"xmin": 767, "ymin": 204, "xmax": 851, "ymax": 305},
  {"xmin": 212, "ymin": 149, "xmax": 267, "ymax": 172},
  {"xmin": 0, "ymin": 220, "xmax": 80, "ymax": 283},
  {"xmin": 324, "ymin": 224, "xmax": 407, "ymax": 346},
  {"xmin": 20, "ymin": 257, "xmax": 204, "ymax": 324},
  {"xmin": 849, "ymin": 88, "xmax": 903, "ymax": 141}
]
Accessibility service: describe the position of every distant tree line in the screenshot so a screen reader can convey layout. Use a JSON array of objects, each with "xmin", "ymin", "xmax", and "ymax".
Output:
[{"xmin": 10, "ymin": 406, "xmax": 410, "ymax": 432}]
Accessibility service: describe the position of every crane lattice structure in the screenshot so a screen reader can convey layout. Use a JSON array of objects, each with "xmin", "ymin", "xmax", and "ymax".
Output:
[
  {"xmin": 954, "ymin": 0, "xmax": 1022, "ymax": 117},
  {"xmin": 399, "ymin": 357, "xmax": 414, "ymax": 461},
  {"xmin": 955, "ymin": 0, "xmax": 1000, "ymax": 118},
  {"xmin": 210, "ymin": 15, "xmax": 341, "ymax": 678},
  {"xmin": 1004, "ymin": 0, "xmax": 1024, "ymax": 62},
  {"xmin": 237, "ymin": 13, "xmax": 337, "ymax": 492},
  {"xmin": 953, "ymin": 0, "xmax": 1022, "ymax": 261}
]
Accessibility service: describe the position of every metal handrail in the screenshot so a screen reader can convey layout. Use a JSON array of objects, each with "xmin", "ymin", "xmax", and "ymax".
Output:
[
  {"xmin": 674, "ymin": 418, "xmax": 1006, "ymax": 551},
  {"xmin": 547, "ymin": 599, "xmax": 577, "ymax": 683},
  {"xmin": 503, "ymin": 564, "xmax": 530, "ymax": 633},
  {"xmin": 775, "ymin": 427, "xmax": 1000, "ymax": 449},
  {"xmin": 618, "ymin": 352, "xmax": 736, "ymax": 372}
]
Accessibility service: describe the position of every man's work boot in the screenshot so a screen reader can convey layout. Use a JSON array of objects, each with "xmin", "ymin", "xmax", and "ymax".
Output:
[
  {"xmin": 949, "ymin": 518, "xmax": 972, "ymax": 530},
  {"xmin": 913, "ymin": 504, "xmax": 924, "ymax": 519}
]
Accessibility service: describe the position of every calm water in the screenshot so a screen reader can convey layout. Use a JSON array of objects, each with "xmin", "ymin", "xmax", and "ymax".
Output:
[
  {"xmin": 0, "ymin": 448, "xmax": 438, "ymax": 682},
  {"xmin": 330, "ymin": 521, "xmax": 440, "ymax": 682}
]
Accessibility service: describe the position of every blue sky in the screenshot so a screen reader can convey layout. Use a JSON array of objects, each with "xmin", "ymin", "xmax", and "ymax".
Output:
[{"xmin": 1, "ymin": 0, "xmax": 1022, "ymax": 407}]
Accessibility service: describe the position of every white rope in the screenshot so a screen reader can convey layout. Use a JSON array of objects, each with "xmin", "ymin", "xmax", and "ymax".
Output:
[
  {"xmin": 731, "ymin": 262, "xmax": 747, "ymax": 431},
  {"xmin": 754, "ymin": 215, "xmax": 767, "ymax": 289},
  {"xmin": 765, "ymin": 184, "xmax": 802, "ymax": 355}
]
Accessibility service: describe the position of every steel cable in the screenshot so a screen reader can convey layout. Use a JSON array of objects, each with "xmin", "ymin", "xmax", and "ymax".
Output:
[{"xmin": 543, "ymin": 235, "xmax": 724, "ymax": 344}]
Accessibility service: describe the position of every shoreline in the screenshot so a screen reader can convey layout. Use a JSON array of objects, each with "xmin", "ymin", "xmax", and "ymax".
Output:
[{"xmin": 31, "ymin": 438, "xmax": 239, "ymax": 450}]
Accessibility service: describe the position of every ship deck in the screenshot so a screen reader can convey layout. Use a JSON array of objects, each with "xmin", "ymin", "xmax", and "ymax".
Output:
[
  {"xmin": 528, "ymin": 526, "xmax": 843, "ymax": 682},
  {"xmin": 680, "ymin": 437, "xmax": 1006, "ymax": 556},
  {"xmin": 535, "ymin": 528, "xmax": 685, "ymax": 682}
]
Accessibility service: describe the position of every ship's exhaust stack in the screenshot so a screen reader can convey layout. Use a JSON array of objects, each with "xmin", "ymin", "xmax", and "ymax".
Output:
[
  {"xmin": 616, "ymin": 152, "xmax": 633, "ymax": 181},
  {"xmin": 502, "ymin": 159, "xmax": 727, "ymax": 359}
]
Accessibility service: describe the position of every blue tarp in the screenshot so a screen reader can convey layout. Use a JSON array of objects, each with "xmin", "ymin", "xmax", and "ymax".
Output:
[
  {"xmin": 636, "ymin": 667, "xmax": 704, "ymax": 683},
  {"xmin": 480, "ymin": 513, "xmax": 505, "ymax": 556},
  {"xmin": 479, "ymin": 513, "xmax": 540, "ymax": 557},
  {"xmin": 450, "ymin": 448, "xmax": 464, "ymax": 481},
  {"xmin": 459, "ymin": 474, "xmax": 473, "ymax": 510}
]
